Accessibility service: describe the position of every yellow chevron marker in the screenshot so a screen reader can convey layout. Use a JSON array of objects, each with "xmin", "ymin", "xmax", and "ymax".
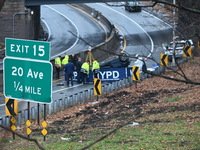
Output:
[
  {"xmin": 132, "ymin": 66, "xmax": 140, "ymax": 81},
  {"xmin": 94, "ymin": 78, "xmax": 102, "ymax": 96},
  {"xmin": 160, "ymin": 53, "xmax": 168, "ymax": 67}
]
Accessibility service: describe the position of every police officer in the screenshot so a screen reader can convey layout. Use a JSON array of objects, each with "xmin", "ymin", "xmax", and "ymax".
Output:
[
  {"xmin": 76, "ymin": 57, "xmax": 83, "ymax": 84},
  {"xmin": 62, "ymin": 55, "xmax": 69, "ymax": 67},
  {"xmin": 62, "ymin": 55, "xmax": 69, "ymax": 81},
  {"xmin": 92, "ymin": 60, "xmax": 100, "ymax": 78},
  {"xmin": 65, "ymin": 59, "xmax": 74, "ymax": 86},
  {"xmin": 81, "ymin": 61, "xmax": 89, "ymax": 84},
  {"xmin": 55, "ymin": 56, "xmax": 62, "ymax": 79},
  {"xmin": 70, "ymin": 53, "xmax": 78, "ymax": 68}
]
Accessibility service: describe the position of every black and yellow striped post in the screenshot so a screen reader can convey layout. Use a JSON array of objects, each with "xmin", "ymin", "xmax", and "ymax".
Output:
[
  {"xmin": 10, "ymin": 116, "xmax": 17, "ymax": 139},
  {"xmin": 26, "ymin": 120, "xmax": 32, "ymax": 138},
  {"xmin": 41, "ymin": 104, "xmax": 48, "ymax": 141},
  {"xmin": 41, "ymin": 120, "xmax": 48, "ymax": 141},
  {"xmin": 26, "ymin": 102, "xmax": 32, "ymax": 138},
  {"xmin": 94, "ymin": 78, "xmax": 102, "ymax": 101}
]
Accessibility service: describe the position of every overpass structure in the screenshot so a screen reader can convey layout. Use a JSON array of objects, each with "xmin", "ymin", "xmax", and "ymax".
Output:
[
  {"xmin": 25, "ymin": 0, "xmax": 150, "ymax": 6},
  {"xmin": 0, "ymin": 0, "xmax": 152, "ymax": 44}
]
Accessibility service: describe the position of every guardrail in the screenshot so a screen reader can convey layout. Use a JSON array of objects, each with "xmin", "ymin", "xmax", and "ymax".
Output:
[
  {"xmin": 0, "ymin": 75, "xmax": 134, "ymax": 127},
  {"xmin": 0, "ymin": 57, "xmax": 190, "ymax": 127}
]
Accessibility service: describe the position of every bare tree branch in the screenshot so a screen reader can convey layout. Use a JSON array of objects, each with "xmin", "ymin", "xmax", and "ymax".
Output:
[
  {"xmin": 100, "ymin": 0, "xmax": 200, "ymax": 14},
  {"xmin": 153, "ymin": 0, "xmax": 200, "ymax": 14},
  {"xmin": 145, "ymin": 70, "xmax": 200, "ymax": 85},
  {"xmin": 0, "ymin": 124, "xmax": 45, "ymax": 150},
  {"xmin": 68, "ymin": 29, "xmax": 200, "ymax": 85}
]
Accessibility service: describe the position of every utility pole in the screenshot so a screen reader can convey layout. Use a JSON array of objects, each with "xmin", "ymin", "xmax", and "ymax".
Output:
[{"xmin": 172, "ymin": 0, "xmax": 176, "ymax": 67}]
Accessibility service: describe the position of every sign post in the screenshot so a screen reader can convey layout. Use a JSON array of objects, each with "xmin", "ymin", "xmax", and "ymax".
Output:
[{"xmin": 4, "ymin": 38, "xmax": 52, "ymax": 139}]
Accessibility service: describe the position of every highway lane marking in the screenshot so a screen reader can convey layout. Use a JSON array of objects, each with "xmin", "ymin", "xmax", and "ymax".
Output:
[
  {"xmin": 52, "ymin": 83, "xmax": 83, "ymax": 93},
  {"xmin": 40, "ymin": 19, "xmax": 51, "ymax": 41},
  {"xmin": 97, "ymin": 3, "xmax": 154, "ymax": 58},
  {"xmin": 68, "ymin": 4, "xmax": 108, "ymax": 42},
  {"xmin": 143, "ymin": 10, "xmax": 172, "ymax": 28},
  {"xmin": 44, "ymin": 5, "xmax": 80, "ymax": 60},
  {"xmin": 53, "ymin": 78, "xmax": 64, "ymax": 82}
]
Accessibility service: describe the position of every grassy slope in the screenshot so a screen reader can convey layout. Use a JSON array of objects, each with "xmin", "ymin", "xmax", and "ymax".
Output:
[{"xmin": 1, "ymin": 57, "xmax": 200, "ymax": 150}]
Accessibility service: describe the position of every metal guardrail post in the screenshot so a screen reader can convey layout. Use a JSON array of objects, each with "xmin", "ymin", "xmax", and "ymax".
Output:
[
  {"xmin": 84, "ymin": 90, "xmax": 88, "ymax": 103},
  {"xmin": 21, "ymin": 110, "xmax": 25, "ymax": 123},
  {"xmin": 24, "ymin": 110, "xmax": 28, "ymax": 123},
  {"xmin": 125, "ymin": 78, "xmax": 129, "ymax": 88},
  {"xmin": 79, "ymin": 92, "xmax": 83, "ymax": 104},
  {"xmin": 105, "ymin": 83, "xmax": 109, "ymax": 94},
  {"xmin": 129, "ymin": 76, "xmax": 133, "ymax": 87},
  {"xmin": 90, "ymin": 88, "xmax": 93, "ymax": 101},
  {"xmin": 69, "ymin": 95, "xmax": 73, "ymax": 107},
  {"xmin": 53, "ymin": 100, "xmax": 57, "ymax": 114},
  {"xmin": 59, "ymin": 99, "xmax": 63, "ymax": 111},
  {"xmin": 64, "ymin": 97, "xmax": 68, "ymax": 109},
  {"xmin": 2, "ymin": 116, "xmax": 10, "ymax": 127},
  {"xmin": 31, "ymin": 107, "xmax": 35, "ymax": 120},
  {"xmin": 116, "ymin": 81, "xmax": 119, "ymax": 91},
  {"xmin": 74, "ymin": 93, "xmax": 78, "ymax": 106},
  {"xmin": 55, "ymin": 100, "xmax": 59, "ymax": 113},
  {"xmin": 114, "ymin": 81, "xmax": 117, "ymax": 92},
  {"xmin": 110, "ymin": 83, "xmax": 113, "ymax": 92},
  {"xmin": 47, "ymin": 102, "xmax": 53, "ymax": 115},
  {"xmin": 101, "ymin": 85, "xmax": 105, "ymax": 98}
]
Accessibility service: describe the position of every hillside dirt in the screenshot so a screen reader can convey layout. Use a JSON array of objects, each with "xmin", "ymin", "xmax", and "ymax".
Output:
[
  {"xmin": 45, "ymin": 57, "xmax": 200, "ymax": 135},
  {"xmin": 1, "ymin": 57, "xmax": 199, "ymax": 146}
]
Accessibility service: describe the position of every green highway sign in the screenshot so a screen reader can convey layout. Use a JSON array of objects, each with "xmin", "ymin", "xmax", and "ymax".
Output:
[
  {"xmin": 4, "ymin": 57, "xmax": 52, "ymax": 103},
  {"xmin": 6, "ymin": 38, "xmax": 51, "ymax": 61}
]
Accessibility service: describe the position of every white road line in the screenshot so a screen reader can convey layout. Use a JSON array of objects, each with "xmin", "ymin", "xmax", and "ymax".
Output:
[
  {"xmin": 143, "ymin": 10, "xmax": 173, "ymax": 28},
  {"xmin": 68, "ymin": 4, "xmax": 108, "ymax": 41},
  {"xmin": 41, "ymin": 18, "xmax": 51, "ymax": 41},
  {"xmin": 44, "ymin": 5, "xmax": 80, "ymax": 59},
  {"xmin": 52, "ymin": 83, "xmax": 83, "ymax": 93},
  {"xmin": 97, "ymin": 3, "xmax": 154, "ymax": 58}
]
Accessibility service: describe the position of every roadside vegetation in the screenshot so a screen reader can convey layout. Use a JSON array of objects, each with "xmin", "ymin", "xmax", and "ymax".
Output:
[{"xmin": 1, "ymin": 57, "xmax": 199, "ymax": 150}]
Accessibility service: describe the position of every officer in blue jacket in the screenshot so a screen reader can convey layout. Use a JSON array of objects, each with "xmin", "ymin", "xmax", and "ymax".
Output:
[{"xmin": 65, "ymin": 59, "xmax": 74, "ymax": 86}]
